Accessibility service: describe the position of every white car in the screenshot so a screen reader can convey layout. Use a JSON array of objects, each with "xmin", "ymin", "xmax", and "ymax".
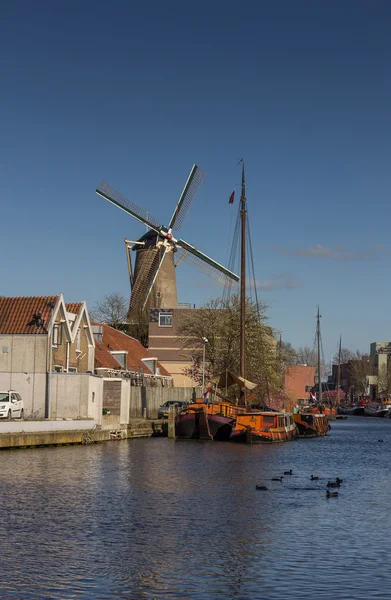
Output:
[{"xmin": 0, "ymin": 391, "xmax": 24, "ymax": 420}]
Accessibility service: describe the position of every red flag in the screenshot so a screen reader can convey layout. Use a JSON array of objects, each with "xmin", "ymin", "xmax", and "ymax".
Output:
[{"xmin": 229, "ymin": 191, "xmax": 235, "ymax": 204}]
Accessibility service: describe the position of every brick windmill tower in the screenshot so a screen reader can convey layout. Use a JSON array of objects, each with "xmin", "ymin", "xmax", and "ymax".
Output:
[{"xmin": 96, "ymin": 165, "xmax": 239, "ymax": 317}]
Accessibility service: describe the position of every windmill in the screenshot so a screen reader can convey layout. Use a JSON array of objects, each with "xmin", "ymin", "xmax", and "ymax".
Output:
[{"xmin": 96, "ymin": 165, "xmax": 239, "ymax": 315}]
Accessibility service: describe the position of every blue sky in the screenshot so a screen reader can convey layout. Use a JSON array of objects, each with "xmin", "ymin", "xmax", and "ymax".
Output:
[{"xmin": 1, "ymin": 0, "xmax": 390, "ymax": 360}]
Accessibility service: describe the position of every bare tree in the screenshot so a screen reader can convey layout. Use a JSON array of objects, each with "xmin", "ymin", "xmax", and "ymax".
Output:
[
  {"xmin": 295, "ymin": 345, "xmax": 317, "ymax": 366},
  {"xmin": 348, "ymin": 357, "xmax": 372, "ymax": 396},
  {"xmin": 91, "ymin": 293, "xmax": 128, "ymax": 330},
  {"xmin": 332, "ymin": 347, "xmax": 355, "ymax": 364},
  {"xmin": 377, "ymin": 363, "xmax": 391, "ymax": 398},
  {"xmin": 279, "ymin": 341, "xmax": 297, "ymax": 365}
]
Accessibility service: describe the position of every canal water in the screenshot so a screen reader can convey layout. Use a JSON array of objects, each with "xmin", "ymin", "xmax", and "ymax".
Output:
[{"xmin": 1, "ymin": 417, "xmax": 390, "ymax": 599}]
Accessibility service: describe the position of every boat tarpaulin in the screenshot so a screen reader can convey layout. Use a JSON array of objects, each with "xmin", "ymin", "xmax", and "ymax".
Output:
[{"xmin": 211, "ymin": 370, "xmax": 257, "ymax": 391}]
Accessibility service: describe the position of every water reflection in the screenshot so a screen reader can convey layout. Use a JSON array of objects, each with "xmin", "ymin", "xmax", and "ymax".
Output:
[{"xmin": 0, "ymin": 418, "xmax": 390, "ymax": 598}]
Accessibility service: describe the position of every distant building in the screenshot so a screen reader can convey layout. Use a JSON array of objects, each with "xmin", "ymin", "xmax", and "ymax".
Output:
[
  {"xmin": 329, "ymin": 341, "xmax": 391, "ymax": 400},
  {"xmin": 284, "ymin": 365, "xmax": 316, "ymax": 411}
]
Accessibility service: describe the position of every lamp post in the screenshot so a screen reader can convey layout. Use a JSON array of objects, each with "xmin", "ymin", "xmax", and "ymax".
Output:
[
  {"xmin": 202, "ymin": 337, "xmax": 208, "ymax": 396},
  {"xmin": 349, "ymin": 385, "xmax": 355, "ymax": 403},
  {"xmin": 46, "ymin": 301, "xmax": 55, "ymax": 419}
]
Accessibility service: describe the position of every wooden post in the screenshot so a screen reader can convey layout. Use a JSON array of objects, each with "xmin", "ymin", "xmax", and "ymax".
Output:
[{"xmin": 168, "ymin": 404, "xmax": 176, "ymax": 439}]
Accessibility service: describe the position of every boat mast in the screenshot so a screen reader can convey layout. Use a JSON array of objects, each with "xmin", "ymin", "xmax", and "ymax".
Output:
[
  {"xmin": 316, "ymin": 307, "xmax": 322, "ymax": 405},
  {"xmin": 336, "ymin": 335, "xmax": 341, "ymax": 408},
  {"xmin": 240, "ymin": 160, "xmax": 247, "ymax": 401}
]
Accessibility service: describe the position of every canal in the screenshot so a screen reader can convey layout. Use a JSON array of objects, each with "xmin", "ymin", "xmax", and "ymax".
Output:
[{"xmin": 1, "ymin": 417, "xmax": 390, "ymax": 599}]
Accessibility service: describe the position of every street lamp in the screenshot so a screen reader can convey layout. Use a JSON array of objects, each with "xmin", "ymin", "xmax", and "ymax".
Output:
[
  {"xmin": 202, "ymin": 337, "xmax": 208, "ymax": 396},
  {"xmin": 349, "ymin": 385, "xmax": 355, "ymax": 403}
]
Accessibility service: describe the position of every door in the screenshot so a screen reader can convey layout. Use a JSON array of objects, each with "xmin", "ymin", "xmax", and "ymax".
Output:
[{"xmin": 11, "ymin": 393, "xmax": 21, "ymax": 418}]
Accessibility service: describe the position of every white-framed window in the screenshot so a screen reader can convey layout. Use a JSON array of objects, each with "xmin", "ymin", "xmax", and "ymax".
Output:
[
  {"xmin": 142, "ymin": 357, "xmax": 157, "ymax": 375},
  {"xmin": 68, "ymin": 366, "xmax": 77, "ymax": 373},
  {"xmin": 110, "ymin": 352, "xmax": 127, "ymax": 369},
  {"xmin": 54, "ymin": 365, "xmax": 63, "ymax": 373},
  {"xmin": 52, "ymin": 323, "xmax": 62, "ymax": 347},
  {"xmin": 76, "ymin": 328, "xmax": 81, "ymax": 352},
  {"xmin": 159, "ymin": 313, "xmax": 172, "ymax": 327}
]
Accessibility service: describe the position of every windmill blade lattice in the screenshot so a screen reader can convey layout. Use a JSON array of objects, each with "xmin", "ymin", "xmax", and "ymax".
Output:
[
  {"xmin": 129, "ymin": 247, "xmax": 161, "ymax": 311},
  {"xmin": 168, "ymin": 165, "xmax": 206, "ymax": 231},
  {"xmin": 177, "ymin": 239, "xmax": 239, "ymax": 283},
  {"xmin": 97, "ymin": 181, "xmax": 161, "ymax": 232},
  {"xmin": 180, "ymin": 252, "xmax": 233, "ymax": 285}
]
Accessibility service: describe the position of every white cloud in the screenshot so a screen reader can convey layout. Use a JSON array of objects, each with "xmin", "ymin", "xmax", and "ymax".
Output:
[{"xmin": 277, "ymin": 244, "xmax": 391, "ymax": 261}]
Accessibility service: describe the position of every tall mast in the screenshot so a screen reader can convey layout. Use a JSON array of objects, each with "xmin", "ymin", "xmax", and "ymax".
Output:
[
  {"xmin": 317, "ymin": 306, "xmax": 322, "ymax": 404},
  {"xmin": 336, "ymin": 335, "xmax": 341, "ymax": 407},
  {"xmin": 240, "ymin": 160, "xmax": 246, "ymax": 384}
]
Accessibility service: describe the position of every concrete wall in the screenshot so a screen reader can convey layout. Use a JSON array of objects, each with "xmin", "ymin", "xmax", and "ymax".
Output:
[
  {"xmin": 159, "ymin": 361, "xmax": 195, "ymax": 387},
  {"xmin": 0, "ymin": 335, "xmax": 47, "ymax": 417},
  {"xmin": 128, "ymin": 385, "xmax": 201, "ymax": 420},
  {"xmin": 51, "ymin": 373, "xmax": 103, "ymax": 424}
]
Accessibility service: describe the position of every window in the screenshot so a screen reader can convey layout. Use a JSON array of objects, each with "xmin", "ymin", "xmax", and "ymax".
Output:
[
  {"xmin": 142, "ymin": 358, "xmax": 157, "ymax": 375},
  {"xmin": 76, "ymin": 328, "xmax": 81, "ymax": 352},
  {"xmin": 110, "ymin": 352, "xmax": 127, "ymax": 369},
  {"xmin": 159, "ymin": 313, "xmax": 172, "ymax": 327},
  {"xmin": 68, "ymin": 367, "xmax": 77, "ymax": 373},
  {"xmin": 52, "ymin": 323, "xmax": 62, "ymax": 347},
  {"xmin": 54, "ymin": 365, "xmax": 63, "ymax": 372}
]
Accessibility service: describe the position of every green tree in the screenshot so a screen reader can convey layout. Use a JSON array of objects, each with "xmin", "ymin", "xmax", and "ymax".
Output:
[{"xmin": 176, "ymin": 295, "xmax": 283, "ymax": 401}]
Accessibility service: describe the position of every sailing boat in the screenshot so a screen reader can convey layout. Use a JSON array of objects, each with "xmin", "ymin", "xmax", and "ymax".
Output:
[
  {"xmin": 292, "ymin": 308, "xmax": 330, "ymax": 437},
  {"xmin": 177, "ymin": 160, "xmax": 297, "ymax": 443},
  {"xmin": 227, "ymin": 161, "xmax": 297, "ymax": 443},
  {"xmin": 175, "ymin": 384, "xmax": 246, "ymax": 441}
]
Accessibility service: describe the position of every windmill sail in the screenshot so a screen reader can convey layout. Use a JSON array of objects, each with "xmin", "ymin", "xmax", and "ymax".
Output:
[
  {"xmin": 129, "ymin": 247, "xmax": 161, "ymax": 311},
  {"xmin": 177, "ymin": 239, "xmax": 240, "ymax": 282},
  {"xmin": 97, "ymin": 164, "xmax": 239, "ymax": 313},
  {"xmin": 168, "ymin": 165, "xmax": 206, "ymax": 231},
  {"xmin": 97, "ymin": 181, "xmax": 161, "ymax": 232}
]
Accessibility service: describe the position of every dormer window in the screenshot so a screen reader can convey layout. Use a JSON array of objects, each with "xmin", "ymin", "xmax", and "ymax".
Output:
[
  {"xmin": 110, "ymin": 351, "xmax": 127, "ymax": 369},
  {"xmin": 142, "ymin": 357, "xmax": 157, "ymax": 375}
]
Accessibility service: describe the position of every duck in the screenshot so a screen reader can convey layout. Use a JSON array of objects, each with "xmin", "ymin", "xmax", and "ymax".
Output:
[
  {"xmin": 327, "ymin": 480, "xmax": 340, "ymax": 488},
  {"xmin": 326, "ymin": 490, "xmax": 339, "ymax": 498},
  {"xmin": 378, "ymin": 439, "xmax": 384, "ymax": 443},
  {"xmin": 310, "ymin": 475, "xmax": 319, "ymax": 481},
  {"xmin": 256, "ymin": 485, "xmax": 268, "ymax": 491},
  {"xmin": 335, "ymin": 477, "xmax": 343, "ymax": 484},
  {"xmin": 284, "ymin": 470, "xmax": 293, "ymax": 475},
  {"xmin": 271, "ymin": 477, "xmax": 284, "ymax": 482}
]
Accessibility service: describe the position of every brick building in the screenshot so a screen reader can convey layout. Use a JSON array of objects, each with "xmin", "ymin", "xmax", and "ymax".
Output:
[
  {"xmin": 284, "ymin": 365, "xmax": 316, "ymax": 412},
  {"xmin": 148, "ymin": 306, "xmax": 199, "ymax": 387}
]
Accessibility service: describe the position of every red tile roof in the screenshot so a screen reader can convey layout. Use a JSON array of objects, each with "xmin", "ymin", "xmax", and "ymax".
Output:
[
  {"xmin": 93, "ymin": 324, "xmax": 171, "ymax": 377},
  {"xmin": 65, "ymin": 303, "xmax": 83, "ymax": 314},
  {"xmin": 0, "ymin": 296, "xmax": 59, "ymax": 335}
]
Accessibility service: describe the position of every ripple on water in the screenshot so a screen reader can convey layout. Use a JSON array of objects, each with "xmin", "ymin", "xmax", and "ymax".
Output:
[{"xmin": 0, "ymin": 417, "xmax": 390, "ymax": 598}]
